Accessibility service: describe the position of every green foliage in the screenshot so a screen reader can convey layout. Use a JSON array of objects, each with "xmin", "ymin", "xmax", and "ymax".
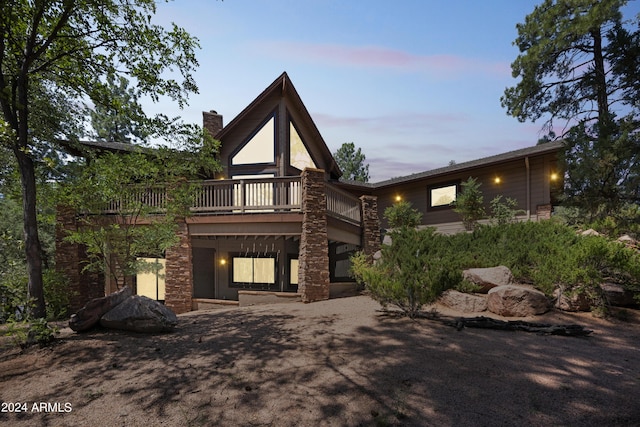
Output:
[
  {"xmin": 489, "ymin": 195, "xmax": 523, "ymax": 226},
  {"xmin": 5, "ymin": 317, "xmax": 57, "ymax": 348},
  {"xmin": 351, "ymin": 227, "xmax": 462, "ymax": 318},
  {"xmin": 43, "ymin": 270, "xmax": 71, "ymax": 320},
  {"xmin": 353, "ymin": 220, "xmax": 640, "ymax": 314},
  {"xmin": 89, "ymin": 74, "xmax": 149, "ymax": 143},
  {"xmin": 334, "ymin": 142, "xmax": 370, "ymax": 182},
  {"xmin": 453, "ymin": 177, "xmax": 485, "ymax": 231},
  {"xmin": 384, "ymin": 201, "xmax": 423, "ymax": 229},
  {"xmin": 0, "ymin": 0, "xmax": 204, "ymax": 317},
  {"xmin": 58, "ymin": 139, "xmax": 220, "ymax": 288},
  {"xmin": 502, "ymin": 0, "xmax": 640, "ymax": 219}
]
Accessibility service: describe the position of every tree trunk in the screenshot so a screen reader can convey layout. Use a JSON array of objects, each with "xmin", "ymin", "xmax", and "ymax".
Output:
[
  {"xmin": 591, "ymin": 28, "xmax": 610, "ymax": 121},
  {"xmin": 14, "ymin": 68, "xmax": 46, "ymax": 319},
  {"xmin": 15, "ymin": 148, "xmax": 46, "ymax": 318}
]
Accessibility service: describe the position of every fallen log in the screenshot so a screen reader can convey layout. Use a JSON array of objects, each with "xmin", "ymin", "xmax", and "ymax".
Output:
[{"xmin": 444, "ymin": 316, "xmax": 593, "ymax": 336}]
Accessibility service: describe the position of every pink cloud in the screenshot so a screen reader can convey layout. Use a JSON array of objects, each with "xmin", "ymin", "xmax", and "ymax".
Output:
[
  {"xmin": 253, "ymin": 41, "xmax": 509, "ymax": 77},
  {"xmin": 314, "ymin": 111, "xmax": 471, "ymax": 136}
]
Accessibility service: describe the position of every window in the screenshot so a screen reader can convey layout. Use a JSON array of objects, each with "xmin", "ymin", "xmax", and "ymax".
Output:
[
  {"xmin": 289, "ymin": 121, "xmax": 316, "ymax": 170},
  {"xmin": 136, "ymin": 257, "xmax": 165, "ymax": 301},
  {"xmin": 231, "ymin": 255, "xmax": 276, "ymax": 286},
  {"xmin": 231, "ymin": 116, "xmax": 275, "ymax": 165},
  {"xmin": 428, "ymin": 182, "xmax": 458, "ymax": 209},
  {"xmin": 289, "ymin": 258, "xmax": 299, "ymax": 286}
]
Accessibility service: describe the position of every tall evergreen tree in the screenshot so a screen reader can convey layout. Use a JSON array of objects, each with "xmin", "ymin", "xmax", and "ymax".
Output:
[
  {"xmin": 334, "ymin": 142, "xmax": 370, "ymax": 182},
  {"xmin": 501, "ymin": 0, "xmax": 640, "ymax": 218},
  {"xmin": 89, "ymin": 74, "xmax": 148, "ymax": 143}
]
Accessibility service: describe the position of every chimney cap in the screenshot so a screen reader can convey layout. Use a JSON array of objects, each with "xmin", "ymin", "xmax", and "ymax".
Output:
[{"xmin": 209, "ymin": 110, "xmax": 218, "ymax": 114}]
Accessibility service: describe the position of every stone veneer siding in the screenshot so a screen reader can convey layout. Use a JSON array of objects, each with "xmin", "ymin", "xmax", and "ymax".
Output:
[
  {"xmin": 164, "ymin": 221, "xmax": 194, "ymax": 314},
  {"xmin": 298, "ymin": 168, "xmax": 330, "ymax": 302},
  {"xmin": 55, "ymin": 206, "xmax": 104, "ymax": 312},
  {"xmin": 360, "ymin": 195, "xmax": 381, "ymax": 261},
  {"xmin": 536, "ymin": 204, "xmax": 552, "ymax": 220}
]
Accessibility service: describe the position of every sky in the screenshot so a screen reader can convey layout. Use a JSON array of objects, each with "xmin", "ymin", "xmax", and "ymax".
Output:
[{"xmin": 143, "ymin": 0, "xmax": 636, "ymax": 182}]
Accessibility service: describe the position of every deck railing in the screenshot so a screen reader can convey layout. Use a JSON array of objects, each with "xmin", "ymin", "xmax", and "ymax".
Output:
[
  {"xmin": 325, "ymin": 183, "xmax": 361, "ymax": 225},
  {"xmin": 192, "ymin": 177, "xmax": 301, "ymax": 213},
  {"xmin": 104, "ymin": 176, "xmax": 363, "ymax": 226}
]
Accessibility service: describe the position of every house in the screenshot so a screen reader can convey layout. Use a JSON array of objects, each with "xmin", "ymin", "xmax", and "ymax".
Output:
[
  {"xmin": 340, "ymin": 141, "xmax": 563, "ymax": 234},
  {"xmin": 56, "ymin": 72, "xmax": 562, "ymax": 314}
]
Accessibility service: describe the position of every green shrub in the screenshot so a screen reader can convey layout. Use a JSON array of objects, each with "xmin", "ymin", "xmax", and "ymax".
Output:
[
  {"xmin": 6, "ymin": 317, "xmax": 57, "ymax": 348},
  {"xmin": 489, "ymin": 195, "xmax": 524, "ymax": 226},
  {"xmin": 384, "ymin": 200, "xmax": 423, "ymax": 229},
  {"xmin": 354, "ymin": 219, "xmax": 640, "ymax": 314},
  {"xmin": 351, "ymin": 227, "xmax": 461, "ymax": 317},
  {"xmin": 43, "ymin": 270, "xmax": 72, "ymax": 320},
  {"xmin": 453, "ymin": 177, "xmax": 485, "ymax": 231}
]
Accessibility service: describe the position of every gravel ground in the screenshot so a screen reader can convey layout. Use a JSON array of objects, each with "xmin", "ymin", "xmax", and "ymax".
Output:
[{"xmin": 1, "ymin": 295, "xmax": 639, "ymax": 426}]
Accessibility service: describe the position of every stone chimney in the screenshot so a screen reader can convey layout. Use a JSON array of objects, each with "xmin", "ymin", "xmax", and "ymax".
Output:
[{"xmin": 203, "ymin": 110, "xmax": 223, "ymax": 137}]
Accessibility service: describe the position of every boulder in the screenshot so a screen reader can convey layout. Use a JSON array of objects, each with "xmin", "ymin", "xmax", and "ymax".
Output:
[
  {"xmin": 100, "ymin": 295, "xmax": 178, "ymax": 333},
  {"xmin": 69, "ymin": 286, "xmax": 132, "ymax": 332},
  {"xmin": 462, "ymin": 266, "xmax": 513, "ymax": 293},
  {"xmin": 600, "ymin": 282, "xmax": 637, "ymax": 307},
  {"xmin": 617, "ymin": 234, "xmax": 638, "ymax": 248},
  {"xmin": 487, "ymin": 285, "xmax": 550, "ymax": 317},
  {"xmin": 553, "ymin": 287, "xmax": 591, "ymax": 312},
  {"xmin": 581, "ymin": 228, "xmax": 601, "ymax": 236},
  {"xmin": 439, "ymin": 290, "xmax": 487, "ymax": 313}
]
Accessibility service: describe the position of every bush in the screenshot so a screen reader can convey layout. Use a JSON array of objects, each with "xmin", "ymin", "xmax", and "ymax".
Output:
[
  {"xmin": 489, "ymin": 195, "xmax": 523, "ymax": 226},
  {"xmin": 384, "ymin": 201, "xmax": 423, "ymax": 229},
  {"xmin": 353, "ymin": 218, "xmax": 640, "ymax": 315},
  {"xmin": 43, "ymin": 270, "xmax": 72, "ymax": 320},
  {"xmin": 351, "ymin": 227, "xmax": 461, "ymax": 317},
  {"xmin": 453, "ymin": 177, "xmax": 485, "ymax": 231},
  {"xmin": 5, "ymin": 317, "xmax": 57, "ymax": 348}
]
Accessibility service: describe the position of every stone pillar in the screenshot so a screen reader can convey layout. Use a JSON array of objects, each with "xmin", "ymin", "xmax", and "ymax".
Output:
[
  {"xmin": 55, "ymin": 206, "xmax": 104, "ymax": 312},
  {"xmin": 298, "ymin": 168, "xmax": 330, "ymax": 302},
  {"xmin": 360, "ymin": 195, "xmax": 381, "ymax": 260},
  {"xmin": 536, "ymin": 204, "xmax": 552, "ymax": 220},
  {"xmin": 164, "ymin": 221, "xmax": 193, "ymax": 314}
]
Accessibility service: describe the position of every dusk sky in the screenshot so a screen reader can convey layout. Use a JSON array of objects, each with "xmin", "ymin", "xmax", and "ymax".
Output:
[{"xmin": 145, "ymin": 0, "xmax": 638, "ymax": 182}]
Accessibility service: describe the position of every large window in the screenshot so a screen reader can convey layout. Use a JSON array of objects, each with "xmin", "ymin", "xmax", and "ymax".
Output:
[
  {"xmin": 136, "ymin": 257, "xmax": 165, "ymax": 301},
  {"xmin": 428, "ymin": 182, "xmax": 458, "ymax": 209},
  {"xmin": 231, "ymin": 116, "xmax": 276, "ymax": 165},
  {"xmin": 231, "ymin": 255, "xmax": 276, "ymax": 287},
  {"xmin": 289, "ymin": 121, "xmax": 316, "ymax": 170}
]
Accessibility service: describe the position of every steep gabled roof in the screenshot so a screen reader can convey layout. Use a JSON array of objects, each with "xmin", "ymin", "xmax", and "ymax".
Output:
[{"xmin": 216, "ymin": 72, "xmax": 342, "ymax": 178}]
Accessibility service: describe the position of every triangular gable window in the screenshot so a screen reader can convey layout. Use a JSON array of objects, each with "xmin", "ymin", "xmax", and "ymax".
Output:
[
  {"xmin": 232, "ymin": 116, "xmax": 275, "ymax": 165},
  {"xmin": 289, "ymin": 121, "xmax": 316, "ymax": 170}
]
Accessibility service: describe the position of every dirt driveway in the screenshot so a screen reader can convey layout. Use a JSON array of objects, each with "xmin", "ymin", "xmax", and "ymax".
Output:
[{"xmin": 1, "ymin": 295, "xmax": 639, "ymax": 426}]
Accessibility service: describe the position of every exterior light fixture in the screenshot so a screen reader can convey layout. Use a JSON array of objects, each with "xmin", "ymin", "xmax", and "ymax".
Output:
[
  {"xmin": 219, "ymin": 258, "xmax": 227, "ymax": 266},
  {"xmin": 550, "ymin": 172, "xmax": 558, "ymax": 181},
  {"xmin": 494, "ymin": 177, "xmax": 501, "ymax": 184},
  {"xmin": 395, "ymin": 195, "xmax": 402, "ymax": 202}
]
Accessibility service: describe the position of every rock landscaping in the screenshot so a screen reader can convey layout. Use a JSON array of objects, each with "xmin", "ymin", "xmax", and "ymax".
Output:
[{"xmin": 69, "ymin": 288, "xmax": 177, "ymax": 333}]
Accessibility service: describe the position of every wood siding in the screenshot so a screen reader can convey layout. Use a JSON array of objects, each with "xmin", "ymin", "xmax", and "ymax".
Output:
[{"xmin": 375, "ymin": 152, "xmax": 558, "ymax": 229}]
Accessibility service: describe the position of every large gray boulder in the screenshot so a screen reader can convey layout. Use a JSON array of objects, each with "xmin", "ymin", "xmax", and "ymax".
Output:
[
  {"xmin": 439, "ymin": 289, "xmax": 487, "ymax": 313},
  {"xmin": 488, "ymin": 285, "xmax": 550, "ymax": 317},
  {"xmin": 69, "ymin": 286, "xmax": 132, "ymax": 332},
  {"xmin": 600, "ymin": 282, "xmax": 636, "ymax": 307},
  {"xmin": 463, "ymin": 266, "xmax": 513, "ymax": 293},
  {"xmin": 100, "ymin": 295, "xmax": 178, "ymax": 333}
]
